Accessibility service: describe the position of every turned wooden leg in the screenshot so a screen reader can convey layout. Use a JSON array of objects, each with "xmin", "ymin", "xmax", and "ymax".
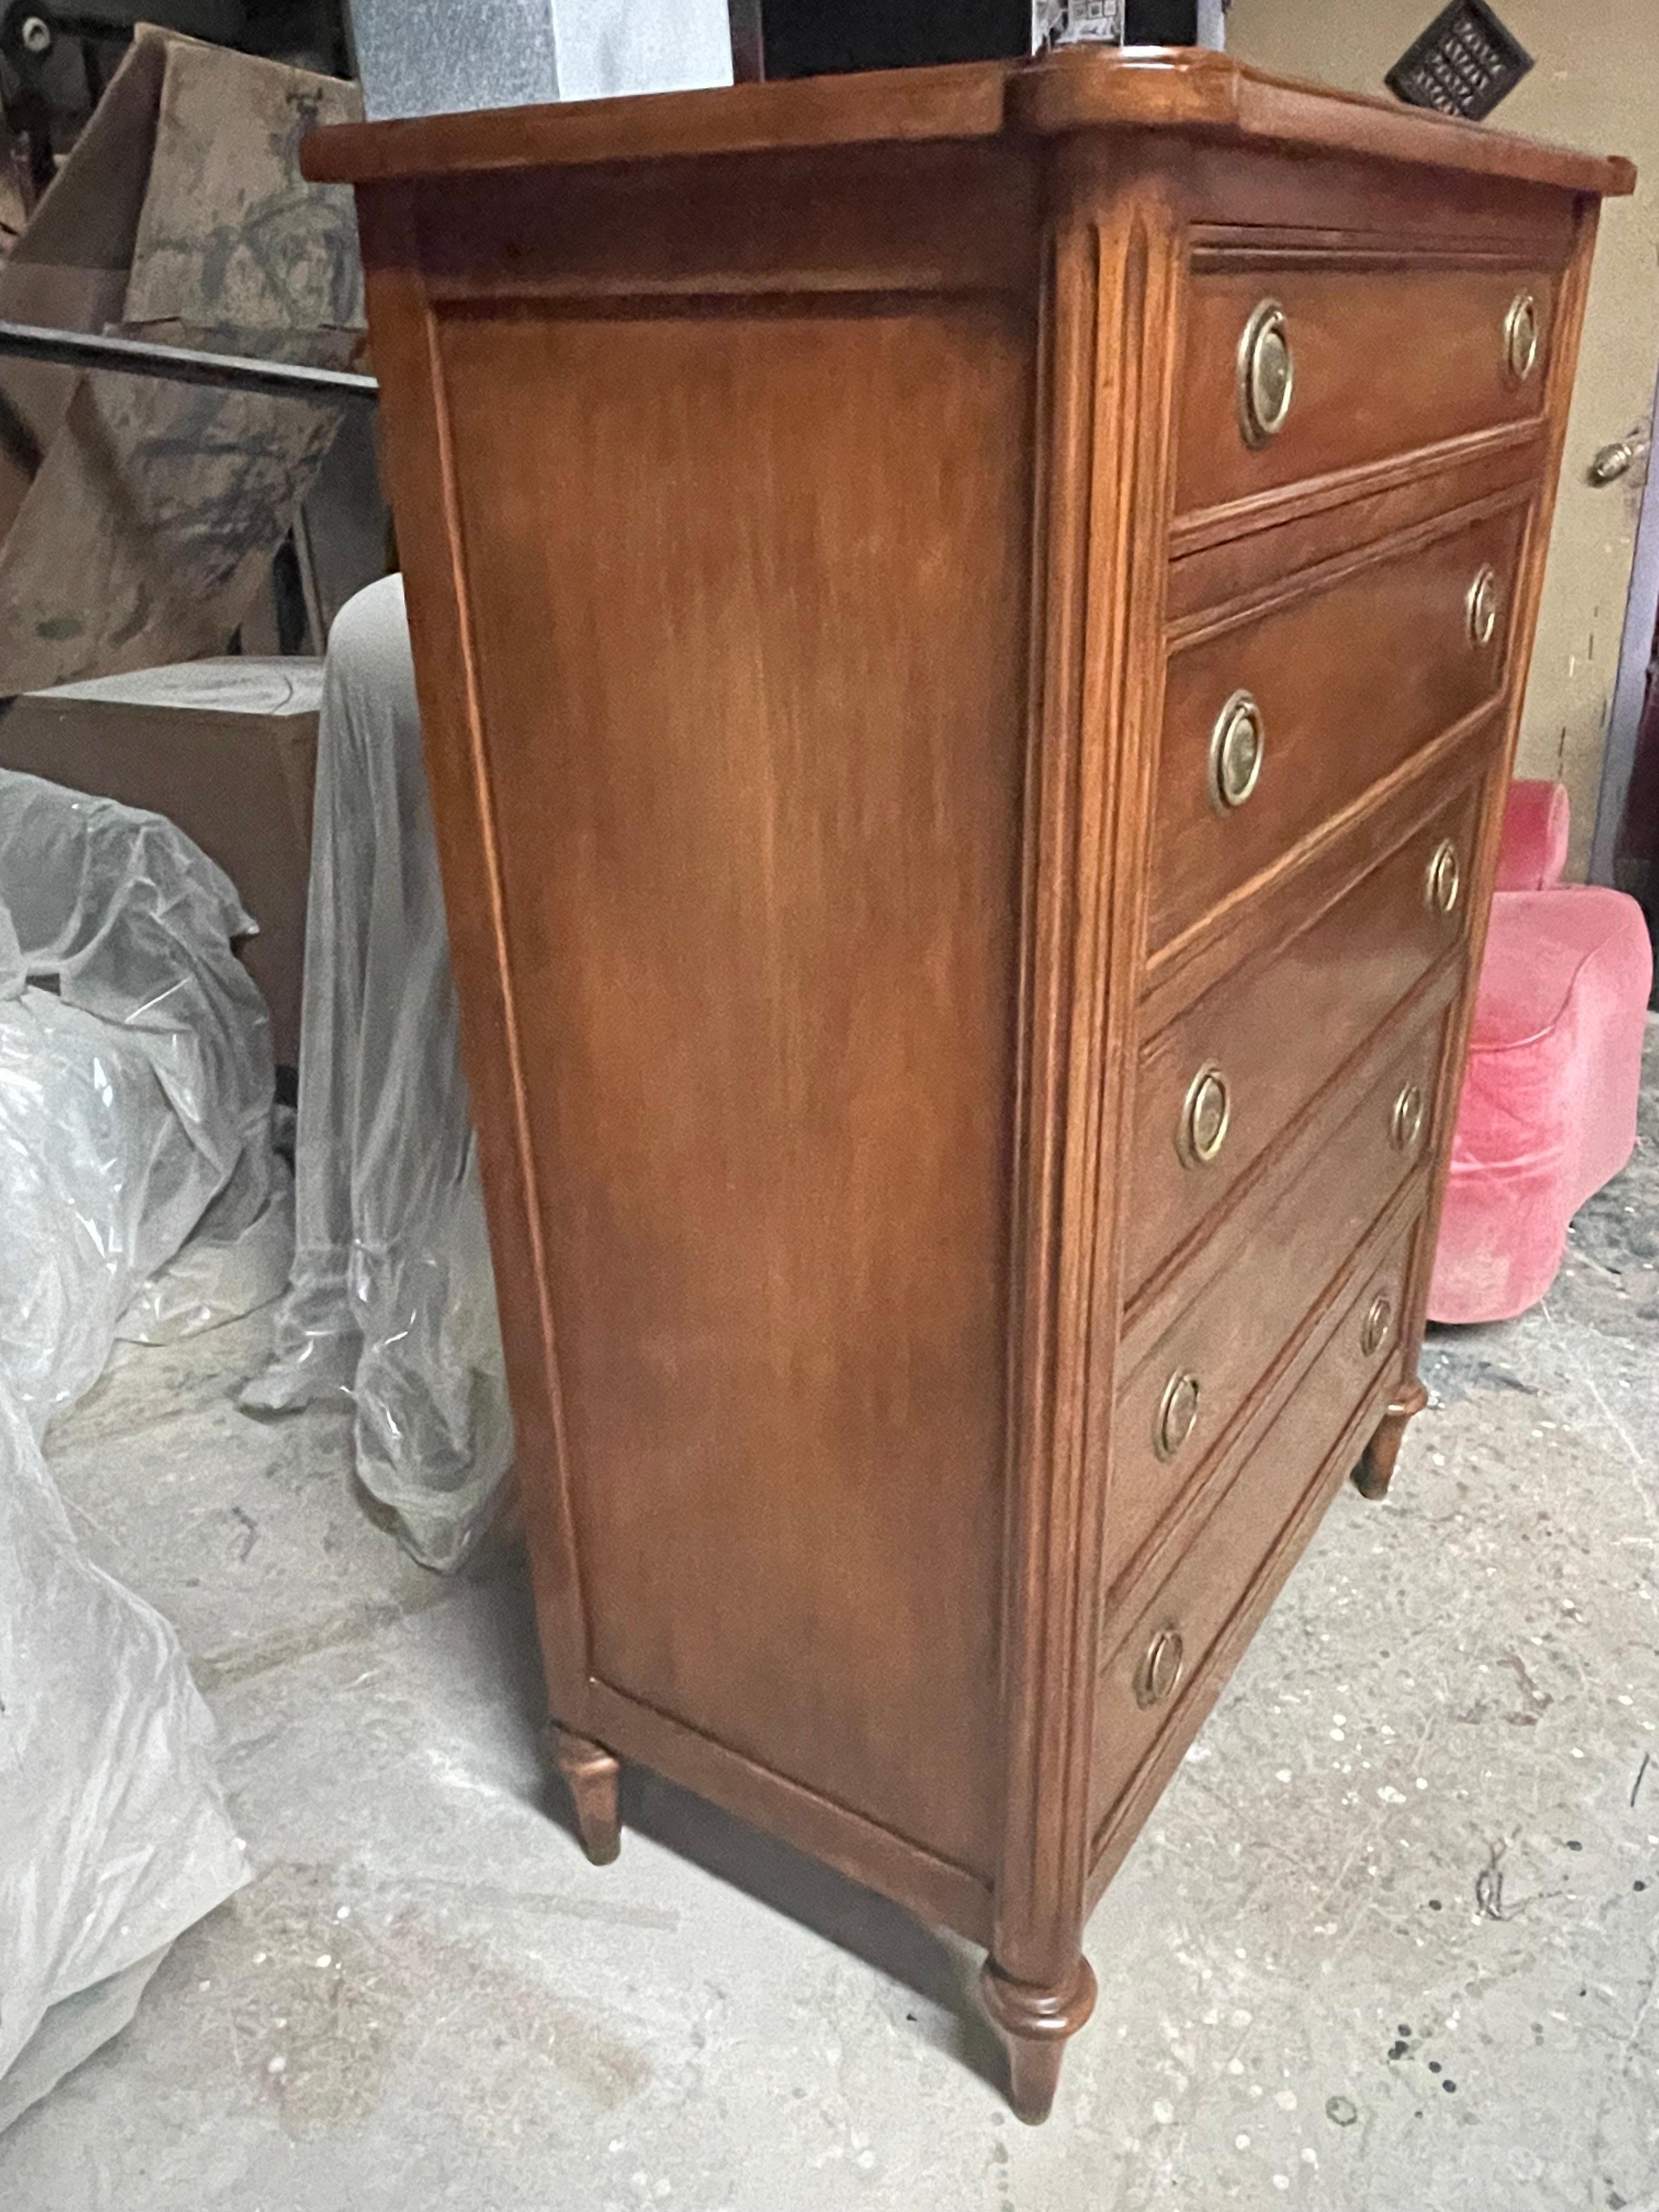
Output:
[
  {"xmin": 1352, "ymin": 1376, "xmax": 1430, "ymax": 1500},
  {"xmin": 979, "ymin": 1953, "xmax": 1097, "ymax": 2125},
  {"xmin": 545, "ymin": 1723, "xmax": 622, "ymax": 1864}
]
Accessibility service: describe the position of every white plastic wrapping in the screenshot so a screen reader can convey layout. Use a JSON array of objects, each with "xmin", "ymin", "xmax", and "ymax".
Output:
[
  {"xmin": 0, "ymin": 770, "xmax": 279, "ymax": 2126},
  {"xmin": 242, "ymin": 577, "xmax": 514, "ymax": 1572},
  {"xmin": 0, "ymin": 1386, "xmax": 250, "ymax": 2130},
  {"xmin": 0, "ymin": 773, "xmax": 280, "ymax": 1424}
]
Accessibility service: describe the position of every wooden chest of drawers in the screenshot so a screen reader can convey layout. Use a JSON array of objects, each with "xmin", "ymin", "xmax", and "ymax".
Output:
[{"xmin": 307, "ymin": 51, "xmax": 1632, "ymax": 2122}]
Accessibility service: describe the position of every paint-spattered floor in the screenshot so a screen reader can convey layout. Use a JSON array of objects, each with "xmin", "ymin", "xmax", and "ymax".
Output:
[{"xmin": 5, "ymin": 1020, "xmax": 1657, "ymax": 2212}]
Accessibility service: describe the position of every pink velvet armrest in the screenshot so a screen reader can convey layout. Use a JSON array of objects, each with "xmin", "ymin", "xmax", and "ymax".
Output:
[{"xmin": 1494, "ymin": 778, "xmax": 1571, "ymax": 890}]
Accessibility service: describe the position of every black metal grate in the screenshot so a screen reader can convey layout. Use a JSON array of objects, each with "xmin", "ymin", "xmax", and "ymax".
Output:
[{"xmin": 1386, "ymin": 0, "xmax": 1533, "ymax": 122}]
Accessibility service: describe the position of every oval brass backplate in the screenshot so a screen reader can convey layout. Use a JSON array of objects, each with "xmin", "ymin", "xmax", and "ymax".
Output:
[
  {"xmin": 1135, "ymin": 1626, "xmax": 1187, "ymax": 1711},
  {"xmin": 1425, "ymin": 838, "xmax": 1462, "ymax": 917},
  {"xmin": 1154, "ymin": 1370, "xmax": 1202, "ymax": 1463},
  {"xmin": 1361, "ymin": 1290, "xmax": 1395, "ymax": 1359},
  {"xmin": 1178, "ymin": 1064, "xmax": 1232, "ymax": 1169},
  {"xmin": 1391, "ymin": 1082, "xmax": 1426, "ymax": 1154},
  {"xmin": 1504, "ymin": 291, "xmax": 1541, "ymax": 385},
  {"xmin": 1237, "ymin": 298, "xmax": 1294, "ymax": 448},
  {"xmin": 1210, "ymin": 690, "xmax": 1265, "ymax": 813},
  {"xmin": 1467, "ymin": 563, "xmax": 1501, "ymax": 649}
]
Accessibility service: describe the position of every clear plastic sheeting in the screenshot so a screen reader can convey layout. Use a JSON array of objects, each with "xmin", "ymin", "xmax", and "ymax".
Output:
[
  {"xmin": 116, "ymin": 1161, "xmax": 294, "ymax": 1347},
  {"xmin": 0, "ymin": 772, "xmax": 281, "ymax": 1423},
  {"xmin": 0, "ymin": 770, "xmax": 279, "ymax": 2127},
  {"xmin": 0, "ymin": 1387, "xmax": 249, "ymax": 2130},
  {"xmin": 242, "ymin": 575, "xmax": 514, "ymax": 1572}
]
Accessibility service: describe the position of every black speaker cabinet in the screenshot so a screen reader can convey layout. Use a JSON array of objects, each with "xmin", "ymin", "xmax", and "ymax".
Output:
[
  {"xmin": 756, "ymin": 1, "xmax": 1032, "ymax": 77},
  {"xmin": 1123, "ymin": 2, "xmax": 1200, "ymax": 45}
]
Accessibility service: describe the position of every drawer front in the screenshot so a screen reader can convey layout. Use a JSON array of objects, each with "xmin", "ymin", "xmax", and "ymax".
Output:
[
  {"xmin": 1176, "ymin": 263, "xmax": 1560, "ymax": 516},
  {"xmin": 1093, "ymin": 1221, "xmax": 1416, "ymax": 1823},
  {"xmin": 1111, "ymin": 1013, "xmax": 1442, "ymax": 1592},
  {"xmin": 1152, "ymin": 499, "xmax": 1524, "ymax": 955},
  {"xmin": 1127, "ymin": 778, "xmax": 1478, "ymax": 1299}
]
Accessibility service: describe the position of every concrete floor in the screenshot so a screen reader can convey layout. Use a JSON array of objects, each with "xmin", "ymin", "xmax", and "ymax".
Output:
[{"xmin": 4, "ymin": 1020, "xmax": 1657, "ymax": 2212}]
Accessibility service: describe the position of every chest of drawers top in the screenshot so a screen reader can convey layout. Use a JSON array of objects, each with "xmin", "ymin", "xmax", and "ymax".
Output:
[
  {"xmin": 309, "ymin": 53, "xmax": 1630, "ymax": 2126},
  {"xmin": 307, "ymin": 44, "xmax": 1629, "ymax": 193}
]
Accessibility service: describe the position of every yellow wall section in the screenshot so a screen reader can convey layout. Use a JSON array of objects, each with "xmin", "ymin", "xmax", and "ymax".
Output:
[{"xmin": 1229, "ymin": 0, "xmax": 1659, "ymax": 876}]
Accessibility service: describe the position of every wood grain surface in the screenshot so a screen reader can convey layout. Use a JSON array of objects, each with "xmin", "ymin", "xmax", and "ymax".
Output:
[
  {"xmin": 1150, "ymin": 498, "xmax": 1525, "ymax": 951},
  {"xmin": 1127, "ymin": 779, "xmax": 1482, "ymax": 1299},
  {"xmin": 304, "ymin": 48, "xmax": 1633, "ymax": 198},
  {"xmin": 323, "ymin": 62, "xmax": 1628, "ymax": 2121},
  {"xmin": 1175, "ymin": 263, "xmax": 1562, "ymax": 515},
  {"xmin": 437, "ymin": 295, "xmax": 1032, "ymax": 1878}
]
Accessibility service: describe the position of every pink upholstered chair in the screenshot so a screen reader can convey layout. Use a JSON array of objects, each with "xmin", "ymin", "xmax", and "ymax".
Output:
[{"xmin": 1427, "ymin": 780, "xmax": 1652, "ymax": 1324}]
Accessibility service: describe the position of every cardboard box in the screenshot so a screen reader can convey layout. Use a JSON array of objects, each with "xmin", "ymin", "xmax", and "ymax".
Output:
[
  {"xmin": 0, "ymin": 28, "xmax": 364, "ymax": 694},
  {"xmin": 0, "ymin": 659, "xmax": 323, "ymax": 1065}
]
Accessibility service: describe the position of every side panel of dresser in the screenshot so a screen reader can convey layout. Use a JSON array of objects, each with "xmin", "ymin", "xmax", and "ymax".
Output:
[
  {"xmin": 351, "ymin": 146, "xmax": 1048, "ymax": 1947},
  {"xmin": 1080, "ymin": 163, "xmax": 1603, "ymax": 1914}
]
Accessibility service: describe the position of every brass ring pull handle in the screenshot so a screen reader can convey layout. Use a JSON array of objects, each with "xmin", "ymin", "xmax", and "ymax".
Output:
[
  {"xmin": 1361, "ymin": 1289, "xmax": 1396, "ymax": 1359},
  {"xmin": 1210, "ymin": 691, "xmax": 1265, "ymax": 812},
  {"xmin": 1154, "ymin": 1370, "xmax": 1202, "ymax": 1463},
  {"xmin": 1391, "ymin": 1081, "xmax": 1426, "ymax": 1154},
  {"xmin": 1237, "ymin": 299, "xmax": 1294, "ymax": 447},
  {"xmin": 1425, "ymin": 838, "xmax": 1462, "ymax": 917},
  {"xmin": 1504, "ymin": 291, "xmax": 1541, "ymax": 385},
  {"xmin": 1178, "ymin": 1064, "xmax": 1232, "ymax": 1168},
  {"xmin": 1467, "ymin": 563, "xmax": 1502, "ymax": 648},
  {"xmin": 1135, "ymin": 1626, "xmax": 1187, "ymax": 1711}
]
